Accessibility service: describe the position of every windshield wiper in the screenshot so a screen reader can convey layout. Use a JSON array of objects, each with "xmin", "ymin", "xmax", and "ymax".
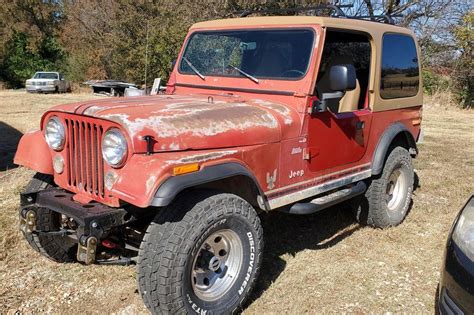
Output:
[
  {"xmin": 183, "ymin": 57, "xmax": 205, "ymax": 80},
  {"xmin": 229, "ymin": 65, "xmax": 259, "ymax": 84}
]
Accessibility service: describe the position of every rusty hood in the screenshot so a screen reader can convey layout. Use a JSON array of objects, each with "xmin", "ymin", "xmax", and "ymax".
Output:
[{"xmin": 46, "ymin": 94, "xmax": 301, "ymax": 153}]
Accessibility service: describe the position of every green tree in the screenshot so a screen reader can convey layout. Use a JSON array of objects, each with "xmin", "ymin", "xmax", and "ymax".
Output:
[
  {"xmin": 1, "ymin": 32, "xmax": 39, "ymax": 87},
  {"xmin": 453, "ymin": 11, "xmax": 473, "ymax": 108},
  {"xmin": 1, "ymin": 32, "xmax": 65, "ymax": 87},
  {"xmin": 60, "ymin": 0, "xmax": 326, "ymax": 87},
  {"xmin": 0, "ymin": 0, "xmax": 66, "ymax": 87}
]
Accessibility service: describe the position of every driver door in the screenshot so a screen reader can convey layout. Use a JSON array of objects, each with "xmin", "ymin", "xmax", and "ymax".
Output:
[
  {"xmin": 306, "ymin": 29, "xmax": 373, "ymax": 173},
  {"xmin": 307, "ymin": 106, "xmax": 372, "ymax": 173}
]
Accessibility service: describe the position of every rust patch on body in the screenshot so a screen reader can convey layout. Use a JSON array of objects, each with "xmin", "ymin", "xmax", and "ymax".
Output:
[
  {"xmin": 164, "ymin": 150, "xmax": 239, "ymax": 165},
  {"xmin": 251, "ymin": 100, "xmax": 293, "ymax": 125},
  {"xmin": 100, "ymin": 102, "xmax": 278, "ymax": 138}
]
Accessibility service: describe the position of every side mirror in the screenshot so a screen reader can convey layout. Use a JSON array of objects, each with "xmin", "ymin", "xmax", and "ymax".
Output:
[
  {"xmin": 311, "ymin": 64, "xmax": 357, "ymax": 115},
  {"xmin": 329, "ymin": 64, "xmax": 357, "ymax": 92}
]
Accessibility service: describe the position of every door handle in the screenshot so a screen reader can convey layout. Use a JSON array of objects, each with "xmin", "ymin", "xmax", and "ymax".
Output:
[{"xmin": 356, "ymin": 121, "xmax": 365, "ymax": 130}]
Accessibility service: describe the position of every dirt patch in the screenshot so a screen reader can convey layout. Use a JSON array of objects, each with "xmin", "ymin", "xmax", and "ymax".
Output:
[{"xmin": 1, "ymin": 91, "xmax": 473, "ymax": 313}]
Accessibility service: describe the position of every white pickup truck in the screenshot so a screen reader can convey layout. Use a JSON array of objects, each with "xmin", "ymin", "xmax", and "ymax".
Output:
[{"xmin": 25, "ymin": 72, "xmax": 71, "ymax": 93}]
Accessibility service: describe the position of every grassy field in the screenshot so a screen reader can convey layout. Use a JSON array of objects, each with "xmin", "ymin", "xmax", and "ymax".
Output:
[{"xmin": 0, "ymin": 90, "xmax": 473, "ymax": 314}]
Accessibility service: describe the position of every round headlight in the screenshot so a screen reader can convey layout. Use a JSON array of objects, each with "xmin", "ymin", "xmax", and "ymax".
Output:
[
  {"xmin": 102, "ymin": 128, "xmax": 128, "ymax": 167},
  {"xmin": 44, "ymin": 117, "xmax": 65, "ymax": 151},
  {"xmin": 453, "ymin": 197, "xmax": 474, "ymax": 261}
]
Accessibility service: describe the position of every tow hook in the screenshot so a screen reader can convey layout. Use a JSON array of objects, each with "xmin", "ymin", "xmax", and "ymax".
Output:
[
  {"xmin": 19, "ymin": 209, "xmax": 37, "ymax": 234},
  {"xmin": 77, "ymin": 235, "xmax": 98, "ymax": 265}
]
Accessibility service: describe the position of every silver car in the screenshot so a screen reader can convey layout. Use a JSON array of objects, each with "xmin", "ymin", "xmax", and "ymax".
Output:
[{"xmin": 26, "ymin": 72, "xmax": 71, "ymax": 93}]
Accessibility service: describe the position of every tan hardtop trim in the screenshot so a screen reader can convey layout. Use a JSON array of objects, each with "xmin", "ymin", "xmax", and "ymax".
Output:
[{"xmin": 191, "ymin": 16, "xmax": 414, "ymax": 36}]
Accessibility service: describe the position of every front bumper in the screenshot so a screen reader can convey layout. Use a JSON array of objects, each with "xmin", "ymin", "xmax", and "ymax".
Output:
[
  {"xmin": 26, "ymin": 85, "xmax": 56, "ymax": 92},
  {"xmin": 439, "ymin": 240, "xmax": 474, "ymax": 314},
  {"xmin": 20, "ymin": 188, "xmax": 131, "ymax": 264}
]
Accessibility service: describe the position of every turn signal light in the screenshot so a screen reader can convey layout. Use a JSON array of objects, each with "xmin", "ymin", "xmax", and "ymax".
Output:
[{"xmin": 173, "ymin": 163, "xmax": 199, "ymax": 176}]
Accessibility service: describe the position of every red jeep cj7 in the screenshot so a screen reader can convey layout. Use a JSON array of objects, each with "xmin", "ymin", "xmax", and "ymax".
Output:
[{"xmin": 15, "ymin": 12, "xmax": 422, "ymax": 314}]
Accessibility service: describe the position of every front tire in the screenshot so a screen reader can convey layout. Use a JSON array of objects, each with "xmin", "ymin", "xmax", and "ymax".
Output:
[
  {"xmin": 138, "ymin": 191, "xmax": 263, "ymax": 314},
  {"xmin": 20, "ymin": 173, "xmax": 77, "ymax": 262},
  {"xmin": 354, "ymin": 147, "xmax": 414, "ymax": 228}
]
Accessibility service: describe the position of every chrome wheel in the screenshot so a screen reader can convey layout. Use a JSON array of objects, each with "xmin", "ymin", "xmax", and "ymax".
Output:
[
  {"xmin": 386, "ymin": 167, "xmax": 407, "ymax": 211},
  {"xmin": 191, "ymin": 229, "xmax": 243, "ymax": 302}
]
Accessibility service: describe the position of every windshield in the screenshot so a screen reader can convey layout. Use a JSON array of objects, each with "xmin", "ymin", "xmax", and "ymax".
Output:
[
  {"xmin": 34, "ymin": 72, "xmax": 58, "ymax": 79},
  {"xmin": 179, "ymin": 29, "xmax": 314, "ymax": 80}
]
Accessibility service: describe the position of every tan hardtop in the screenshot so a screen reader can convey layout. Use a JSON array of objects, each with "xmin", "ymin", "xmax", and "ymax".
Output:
[
  {"xmin": 190, "ymin": 16, "xmax": 422, "ymax": 112},
  {"xmin": 191, "ymin": 16, "xmax": 415, "ymax": 38}
]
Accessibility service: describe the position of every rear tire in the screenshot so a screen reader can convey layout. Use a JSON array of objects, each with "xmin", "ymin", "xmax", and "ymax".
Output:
[
  {"xmin": 20, "ymin": 173, "xmax": 77, "ymax": 262},
  {"xmin": 138, "ymin": 191, "xmax": 263, "ymax": 314},
  {"xmin": 354, "ymin": 147, "xmax": 414, "ymax": 228}
]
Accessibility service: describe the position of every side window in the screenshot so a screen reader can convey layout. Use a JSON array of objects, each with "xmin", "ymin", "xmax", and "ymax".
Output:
[
  {"xmin": 380, "ymin": 34, "xmax": 419, "ymax": 99},
  {"xmin": 316, "ymin": 30, "xmax": 372, "ymax": 111}
]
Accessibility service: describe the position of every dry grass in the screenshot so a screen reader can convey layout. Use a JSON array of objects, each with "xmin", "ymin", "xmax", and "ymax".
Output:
[
  {"xmin": 0, "ymin": 90, "xmax": 101, "ymax": 172},
  {"xmin": 1, "ymin": 90, "xmax": 473, "ymax": 314}
]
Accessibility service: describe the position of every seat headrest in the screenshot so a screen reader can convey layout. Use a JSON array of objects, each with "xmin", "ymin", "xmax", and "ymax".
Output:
[
  {"xmin": 330, "ymin": 55, "xmax": 353, "ymax": 66},
  {"xmin": 321, "ymin": 54, "xmax": 354, "ymax": 72}
]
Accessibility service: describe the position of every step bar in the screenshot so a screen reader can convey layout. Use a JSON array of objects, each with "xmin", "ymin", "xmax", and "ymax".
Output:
[{"xmin": 284, "ymin": 181, "xmax": 367, "ymax": 215}]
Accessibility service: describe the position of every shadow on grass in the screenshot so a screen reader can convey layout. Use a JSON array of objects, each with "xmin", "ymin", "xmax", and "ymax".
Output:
[
  {"xmin": 414, "ymin": 171, "xmax": 421, "ymax": 192},
  {"xmin": 247, "ymin": 170, "xmax": 420, "ymax": 307},
  {"xmin": 0, "ymin": 121, "xmax": 23, "ymax": 172},
  {"xmin": 247, "ymin": 204, "xmax": 359, "ymax": 305}
]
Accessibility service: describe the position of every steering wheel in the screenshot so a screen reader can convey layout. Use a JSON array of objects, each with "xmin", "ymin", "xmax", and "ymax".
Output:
[{"xmin": 280, "ymin": 69, "xmax": 305, "ymax": 78}]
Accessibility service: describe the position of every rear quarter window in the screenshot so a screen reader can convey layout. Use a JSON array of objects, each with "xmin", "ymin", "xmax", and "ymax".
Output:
[{"xmin": 380, "ymin": 34, "xmax": 420, "ymax": 99}]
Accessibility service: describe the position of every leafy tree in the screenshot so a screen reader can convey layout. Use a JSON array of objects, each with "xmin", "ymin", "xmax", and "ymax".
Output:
[
  {"xmin": 1, "ymin": 32, "xmax": 64, "ymax": 87},
  {"xmin": 452, "ymin": 11, "xmax": 473, "ymax": 108},
  {"xmin": 0, "ymin": 0, "xmax": 66, "ymax": 87},
  {"xmin": 60, "ymin": 0, "xmax": 327, "ymax": 86},
  {"xmin": 1, "ymin": 32, "xmax": 40, "ymax": 87},
  {"xmin": 0, "ymin": 0, "xmax": 472, "ymax": 108}
]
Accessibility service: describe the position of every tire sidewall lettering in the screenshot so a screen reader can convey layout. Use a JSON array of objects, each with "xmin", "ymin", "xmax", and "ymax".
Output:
[
  {"xmin": 238, "ymin": 231, "xmax": 255, "ymax": 296},
  {"xmin": 183, "ymin": 214, "xmax": 259, "ymax": 314}
]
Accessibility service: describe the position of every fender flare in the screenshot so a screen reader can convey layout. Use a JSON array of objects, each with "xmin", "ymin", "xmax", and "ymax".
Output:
[
  {"xmin": 150, "ymin": 162, "xmax": 266, "ymax": 208},
  {"xmin": 14, "ymin": 131, "xmax": 53, "ymax": 175},
  {"xmin": 372, "ymin": 122, "xmax": 417, "ymax": 176}
]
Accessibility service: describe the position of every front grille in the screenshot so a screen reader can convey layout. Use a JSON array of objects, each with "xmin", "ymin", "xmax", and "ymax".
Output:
[
  {"xmin": 65, "ymin": 117, "xmax": 105, "ymax": 199},
  {"xmin": 440, "ymin": 288, "xmax": 464, "ymax": 315},
  {"xmin": 33, "ymin": 81, "xmax": 46, "ymax": 86}
]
